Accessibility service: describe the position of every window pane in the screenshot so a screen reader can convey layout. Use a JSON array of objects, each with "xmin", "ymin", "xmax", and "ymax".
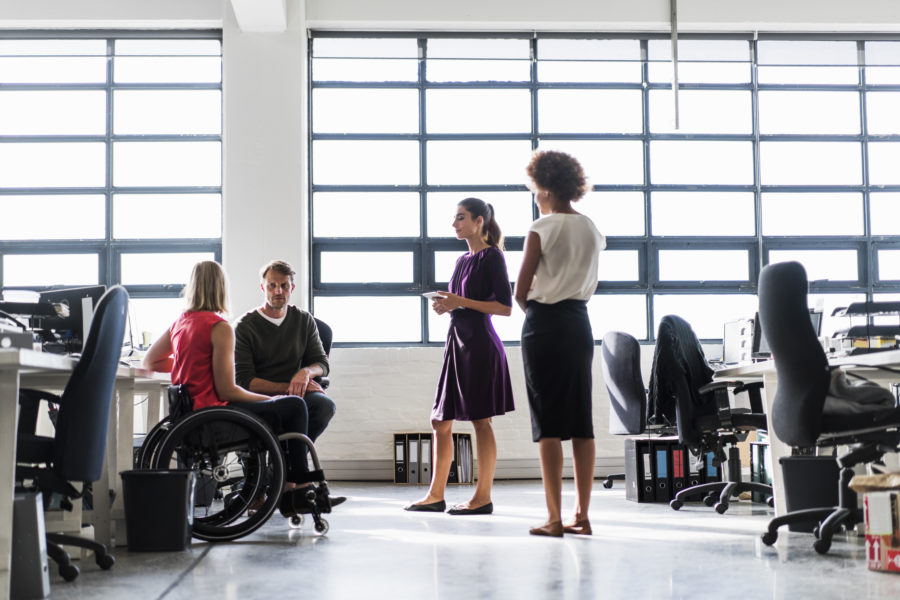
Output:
[
  {"xmin": 312, "ymin": 38, "xmax": 418, "ymax": 58},
  {"xmin": 870, "ymin": 193, "xmax": 900, "ymax": 236},
  {"xmin": 427, "ymin": 192, "xmax": 532, "ymax": 238},
  {"xmin": 658, "ymin": 250, "xmax": 749, "ymax": 281},
  {"xmin": 0, "ymin": 195, "xmax": 104, "ymax": 240},
  {"xmin": 320, "ymin": 252, "xmax": 413, "ymax": 283},
  {"xmin": 537, "ymin": 39, "xmax": 641, "ymax": 83},
  {"xmin": 114, "ymin": 142, "xmax": 221, "ymax": 187},
  {"xmin": 649, "ymin": 90, "xmax": 751, "ymax": 134},
  {"xmin": 648, "ymin": 40, "xmax": 751, "ymax": 84},
  {"xmin": 315, "ymin": 192, "xmax": 419, "ymax": 238},
  {"xmin": 116, "ymin": 39, "xmax": 221, "ymax": 56},
  {"xmin": 129, "ymin": 297, "xmax": 186, "ymax": 346},
  {"xmin": 650, "ymin": 141, "xmax": 753, "ymax": 185},
  {"xmin": 767, "ymin": 250, "xmax": 858, "ymax": 282},
  {"xmin": 426, "ymin": 38, "xmax": 530, "ymax": 82},
  {"xmin": 651, "ymin": 193, "xmax": 754, "ymax": 236},
  {"xmin": 758, "ymin": 91, "xmax": 860, "ymax": 134},
  {"xmin": 0, "ymin": 39, "xmax": 107, "ymax": 84},
  {"xmin": 599, "ymin": 250, "xmax": 639, "ymax": 281},
  {"xmin": 0, "ymin": 91, "xmax": 106, "ymax": 135},
  {"xmin": 114, "ymin": 90, "xmax": 221, "ymax": 135},
  {"xmin": 503, "ymin": 251, "xmax": 523, "ymax": 283},
  {"xmin": 314, "ymin": 296, "xmax": 420, "ymax": 343},
  {"xmin": 427, "ymin": 141, "xmax": 533, "ymax": 185},
  {"xmin": 114, "ymin": 40, "xmax": 222, "ymax": 84},
  {"xmin": 314, "ymin": 140, "xmax": 419, "ymax": 185},
  {"xmin": 759, "ymin": 142, "xmax": 861, "ymax": 186},
  {"xmin": 0, "ymin": 143, "xmax": 105, "ymax": 188},
  {"xmin": 429, "ymin": 307, "xmax": 523, "ymax": 343},
  {"xmin": 757, "ymin": 41, "xmax": 858, "ymax": 85},
  {"xmin": 3, "ymin": 254, "xmax": 98, "ymax": 287},
  {"xmin": 808, "ymin": 293, "xmax": 866, "ymax": 338},
  {"xmin": 539, "ymin": 89, "xmax": 642, "ymax": 134},
  {"xmin": 312, "ymin": 58, "xmax": 418, "ymax": 82},
  {"xmin": 313, "ymin": 89, "xmax": 418, "ymax": 134},
  {"xmin": 865, "ymin": 42, "xmax": 900, "ymax": 84},
  {"xmin": 435, "ymin": 251, "xmax": 462, "ymax": 283},
  {"xmin": 589, "ymin": 294, "xmax": 647, "ymax": 340},
  {"xmin": 114, "ymin": 194, "xmax": 221, "ymax": 239},
  {"xmin": 878, "ymin": 250, "xmax": 900, "ymax": 281},
  {"xmin": 538, "ymin": 140, "xmax": 644, "ymax": 186},
  {"xmin": 579, "ymin": 192, "xmax": 643, "ymax": 237},
  {"xmin": 120, "ymin": 252, "xmax": 214, "ymax": 286},
  {"xmin": 653, "ymin": 294, "xmax": 758, "ymax": 339},
  {"xmin": 761, "ymin": 193, "xmax": 862, "ymax": 236},
  {"xmin": 867, "ymin": 142, "xmax": 900, "ymax": 186},
  {"xmin": 427, "ymin": 89, "xmax": 530, "ymax": 134},
  {"xmin": 866, "ymin": 92, "xmax": 900, "ymax": 135}
]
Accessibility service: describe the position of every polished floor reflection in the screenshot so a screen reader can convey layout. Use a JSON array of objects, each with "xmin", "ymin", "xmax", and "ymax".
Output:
[{"xmin": 48, "ymin": 480, "xmax": 900, "ymax": 599}]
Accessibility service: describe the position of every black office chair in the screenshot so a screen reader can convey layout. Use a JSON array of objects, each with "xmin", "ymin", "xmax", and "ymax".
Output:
[
  {"xmin": 16, "ymin": 285, "xmax": 129, "ymax": 581},
  {"xmin": 758, "ymin": 261, "xmax": 900, "ymax": 554},
  {"xmin": 599, "ymin": 331, "xmax": 649, "ymax": 488},
  {"xmin": 651, "ymin": 315, "xmax": 773, "ymax": 514},
  {"xmin": 313, "ymin": 317, "xmax": 332, "ymax": 389}
]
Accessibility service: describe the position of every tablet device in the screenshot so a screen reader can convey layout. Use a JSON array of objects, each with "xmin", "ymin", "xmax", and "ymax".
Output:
[{"xmin": 422, "ymin": 292, "xmax": 447, "ymax": 299}]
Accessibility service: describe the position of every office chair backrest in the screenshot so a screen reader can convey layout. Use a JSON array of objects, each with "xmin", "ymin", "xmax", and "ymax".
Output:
[
  {"xmin": 650, "ymin": 315, "xmax": 716, "ymax": 445},
  {"xmin": 601, "ymin": 331, "xmax": 646, "ymax": 435},
  {"xmin": 758, "ymin": 261, "xmax": 830, "ymax": 447},
  {"xmin": 314, "ymin": 317, "xmax": 332, "ymax": 356},
  {"xmin": 53, "ymin": 285, "xmax": 129, "ymax": 482}
]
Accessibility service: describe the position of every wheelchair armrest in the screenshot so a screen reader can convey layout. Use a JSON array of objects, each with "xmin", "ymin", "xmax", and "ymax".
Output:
[{"xmin": 314, "ymin": 376, "xmax": 330, "ymax": 390}]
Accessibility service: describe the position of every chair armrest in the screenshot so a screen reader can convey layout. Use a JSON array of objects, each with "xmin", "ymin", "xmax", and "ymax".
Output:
[
  {"xmin": 18, "ymin": 388, "xmax": 62, "ymax": 434},
  {"xmin": 314, "ymin": 376, "xmax": 330, "ymax": 390}
]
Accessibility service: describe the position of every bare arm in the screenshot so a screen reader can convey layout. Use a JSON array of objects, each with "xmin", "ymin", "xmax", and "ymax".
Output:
[
  {"xmin": 142, "ymin": 329, "xmax": 175, "ymax": 372},
  {"xmin": 211, "ymin": 322, "xmax": 271, "ymax": 403},
  {"xmin": 515, "ymin": 231, "xmax": 542, "ymax": 312},
  {"xmin": 431, "ymin": 295, "xmax": 512, "ymax": 317}
]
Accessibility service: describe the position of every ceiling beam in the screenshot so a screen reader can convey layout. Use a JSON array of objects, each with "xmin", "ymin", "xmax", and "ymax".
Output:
[{"xmin": 230, "ymin": 0, "xmax": 286, "ymax": 33}]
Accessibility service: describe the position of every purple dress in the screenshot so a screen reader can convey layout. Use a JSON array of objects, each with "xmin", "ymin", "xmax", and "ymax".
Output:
[{"xmin": 432, "ymin": 246, "xmax": 515, "ymax": 421}]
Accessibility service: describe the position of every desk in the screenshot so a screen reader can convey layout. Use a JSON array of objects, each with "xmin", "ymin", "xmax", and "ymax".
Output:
[
  {"xmin": 715, "ymin": 349, "xmax": 900, "ymax": 518},
  {"xmin": 0, "ymin": 349, "xmax": 168, "ymax": 598}
]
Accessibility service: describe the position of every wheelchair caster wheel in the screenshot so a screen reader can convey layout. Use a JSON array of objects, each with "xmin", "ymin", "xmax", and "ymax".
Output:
[
  {"xmin": 60, "ymin": 564, "xmax": 80, "ymax": 582},
  {"xmin": 670, "ymin": 500, "xmax": 683, "ymax": 511},
  {"xmin": 814, "ymin": 537, "xmax": 831, "ymax": 555},
  {"xmin": 314, "ymin": 518, "xmax": 329, "ymax": 535},
  {"xmin": 812, "ymin": 525, "xmax": 820, "ymax": 537},
  {"xmin": 703, "ymin": 494, "xmax": 717, "ymax": 507},
  {"xmin": 602, "ymin": 479, "xmax": 614, "ymax": 489},
  {"xmin": 766, "ymin": 496, "xmax": 774, "ymax": 508},
  {"xmin": 761, "ymin": 531, "xmax": 777, "ymax": 546},
  {"xmin": 96, "ymin": 553, "xmax": 115, "ymax": 570},
  {"xmin": 714, "ymin": 502, "xmax": 729, "ymax": 515},
  {"xmin": 289, "ymin": 515, "xmax": 304, "ymax": 529}
]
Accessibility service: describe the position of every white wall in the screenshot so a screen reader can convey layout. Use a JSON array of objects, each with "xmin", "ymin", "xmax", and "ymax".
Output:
[{"xmin": 5, "ymin": 0, "xmax": 900, "ymax": 478}]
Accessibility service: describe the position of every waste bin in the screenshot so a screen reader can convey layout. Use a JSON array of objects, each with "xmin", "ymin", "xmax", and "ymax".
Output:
[
  {"xmin": 120, "ymin": 470, "xmax": 196, "ymax": 551},
  {"xmin": 779, "ymin": 456, "xmax": 840, "ymax": 532}
]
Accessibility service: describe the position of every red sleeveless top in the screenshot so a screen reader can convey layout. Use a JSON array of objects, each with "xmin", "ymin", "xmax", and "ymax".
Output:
[{"xmin": 170, "ymin": 311, "xmax": 228, "ymax": 410}]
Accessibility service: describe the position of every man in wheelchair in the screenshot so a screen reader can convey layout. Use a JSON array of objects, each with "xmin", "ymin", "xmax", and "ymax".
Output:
[{"xmin": 143, "ymin": 261, "xmax": 342, "ymax": 541}]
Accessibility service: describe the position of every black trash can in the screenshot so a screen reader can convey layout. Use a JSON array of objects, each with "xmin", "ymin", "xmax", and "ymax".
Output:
[
  {"xmin": 120, "ymin": 469, "xmax": 196, "ymax": 551},
  {"xmin": 779, "ymin": 456, "xmax": 840, "ymax": 532}
]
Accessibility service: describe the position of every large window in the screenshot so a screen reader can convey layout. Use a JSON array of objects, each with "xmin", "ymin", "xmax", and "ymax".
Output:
[
  {"xmin": 310, "ymin": 34, "xmax": 900, "ymax": 344},
  {"xmin": 0, "ymin": 32, "xmax": 222, "ymax": 340}
]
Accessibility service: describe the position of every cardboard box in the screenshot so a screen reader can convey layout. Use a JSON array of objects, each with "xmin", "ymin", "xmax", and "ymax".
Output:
[{"xmin": 863, "ymin": 491, "xmax": 900, "ymax": 573}]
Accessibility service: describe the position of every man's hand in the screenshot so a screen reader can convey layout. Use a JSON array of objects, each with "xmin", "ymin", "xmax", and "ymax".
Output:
[
  {"xmin": 288, "ymin": 368, "xmax": 313, "ymax": 397},
  {"xmin": 306, "ymin": 379, "xmax": 325, "ymax": 394}
]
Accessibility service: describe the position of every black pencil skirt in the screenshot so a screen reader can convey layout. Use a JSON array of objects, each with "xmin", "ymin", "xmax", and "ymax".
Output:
[{"xmin": 521, "ymin": 299, "xmax": 594, "ymax": 442}]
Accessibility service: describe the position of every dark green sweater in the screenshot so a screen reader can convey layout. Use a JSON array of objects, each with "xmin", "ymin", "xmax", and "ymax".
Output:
[{"xmin": 233, "ymin": 306, "xmax": 329, "ymax": 390}]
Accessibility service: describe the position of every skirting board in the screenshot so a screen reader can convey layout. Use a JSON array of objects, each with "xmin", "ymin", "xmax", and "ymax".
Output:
[{"xmin": 320, "ymin": 456, "xmax": 626, "ymax": 482}]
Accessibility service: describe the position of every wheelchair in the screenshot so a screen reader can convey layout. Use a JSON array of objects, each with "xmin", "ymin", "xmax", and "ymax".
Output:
[{"xmin": 137, "ymin": 387, "xmax": 336, "ymax": 542}]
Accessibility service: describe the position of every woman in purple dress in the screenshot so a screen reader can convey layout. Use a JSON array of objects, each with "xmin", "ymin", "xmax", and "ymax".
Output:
[{"xmin": 405, "ymin": 198, "xmax": 515, "ymax": 515}]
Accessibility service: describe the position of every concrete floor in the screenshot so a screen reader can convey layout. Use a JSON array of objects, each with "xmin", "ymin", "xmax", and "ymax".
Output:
[{"xmin": 46, "ymin": 480, "xmax": 900, "ymax": 600}]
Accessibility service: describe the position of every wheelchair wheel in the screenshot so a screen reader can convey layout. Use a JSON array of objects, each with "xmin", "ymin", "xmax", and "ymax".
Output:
[
  {"xmin": 136, "ymin": 416, "xmax": 176, "ymax": 469},
  {"xmin": 151, "ymin": 406, "xmax": 285, "ymax": 542}
]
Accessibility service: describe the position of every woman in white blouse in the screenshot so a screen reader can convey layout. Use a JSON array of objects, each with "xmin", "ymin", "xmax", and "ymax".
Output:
[{"xmin": 515, "ymin": 150, "xmax": 606, "ymax": 537}]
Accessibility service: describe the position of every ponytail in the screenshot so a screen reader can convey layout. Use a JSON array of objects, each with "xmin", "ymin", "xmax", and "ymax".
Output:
[{"xmin": 458, "ymin": 197, "xmax": 504, "ymax": 251}]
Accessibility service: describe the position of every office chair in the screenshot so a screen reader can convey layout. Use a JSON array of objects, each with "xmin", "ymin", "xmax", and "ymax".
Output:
[
  {"xmin": 136, "ymin": 318, "xmax": 338, "ymax": 541},
  {"xmin": 599, "ymin": 331, "xmax": 648, "ymax": 488},
  {"xmin": 651, "ymin": 315, "xmax": 773, "ymax": 514},
  {"xmin": 758, "ymin": 261, "xmax": 900, "ymax": 554},
  {"xmin": 16, "ymin": 285, "xmax": 129, "ymax": 581}
]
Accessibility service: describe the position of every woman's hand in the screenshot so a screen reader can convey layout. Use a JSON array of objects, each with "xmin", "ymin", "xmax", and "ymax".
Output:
[{"xmin": 432, "ymin": 292, "xmax": 465, "ymax": 314}]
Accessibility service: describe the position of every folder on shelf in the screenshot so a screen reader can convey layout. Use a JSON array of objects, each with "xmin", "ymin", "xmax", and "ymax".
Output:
[
  {"xmin": 687, "ymin": 448, "xmax": 703, "ymax": 488},
  {"xmin": 652, "ymin": 441, "xmax": 671, "ymax": 502},
  {"xmin": 408, "ymin": 435, "xmax": 420, "ymax": 484},
  {"xmin": 704, "ymin": 451, "xmax": 719, "ymax": 483},
  {"xmin": 420, "ymin": 434, "xmax": 432, "ymax": 484},
  {"xmin": 394, "ymin": 433, "xmax": 407, "ymax": 484},
  {"xmin": 671, "ymin": 445, "xmax": 687, "ymax": 495}
]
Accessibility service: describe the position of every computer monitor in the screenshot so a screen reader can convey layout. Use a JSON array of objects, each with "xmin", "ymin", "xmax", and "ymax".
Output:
[
  {"xmin": 35, "ymin": 285, "xmax": 107, "ymax": 354},
  {"xmin": 722, "ymin": 318, "xmax": 754, "ymax": 364},
  {"xmin": 753, "ymin": 309, "xmax": 823, "ymax": 358}
]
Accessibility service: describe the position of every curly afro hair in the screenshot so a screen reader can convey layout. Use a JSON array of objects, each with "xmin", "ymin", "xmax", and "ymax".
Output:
[{"xmin": 526, "ymin": 150, "xmax": 587, "ymax": 203}]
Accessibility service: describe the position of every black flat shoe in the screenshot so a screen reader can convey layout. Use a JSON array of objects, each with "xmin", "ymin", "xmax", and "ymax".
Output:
[
  {"xmin": 329, "ymin": 496, "xmax": 347, "ymax": 508},
  {"xmin": 403, "ymin": 500, "xmax": 446, "ymax": 512},
  {"xmin": 447, "ymin": 502, "xmax": 493, "ymax": 515}
]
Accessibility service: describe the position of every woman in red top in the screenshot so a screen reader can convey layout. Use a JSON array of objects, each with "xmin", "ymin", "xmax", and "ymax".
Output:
[{"xmin": 143, "ymin": 260, "xmax": 312, "ymax": 509}]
